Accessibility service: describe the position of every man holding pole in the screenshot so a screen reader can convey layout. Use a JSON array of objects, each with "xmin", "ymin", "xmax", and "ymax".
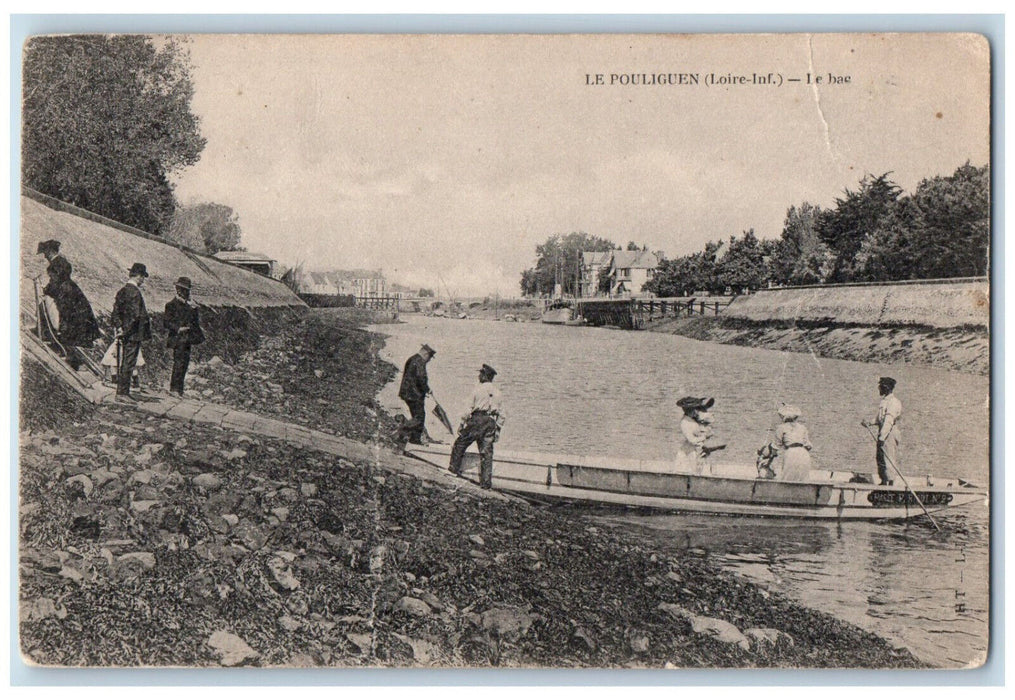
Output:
[{"xmin": 862, "ymin": 376, "xmax": 902, "ymax": 486}]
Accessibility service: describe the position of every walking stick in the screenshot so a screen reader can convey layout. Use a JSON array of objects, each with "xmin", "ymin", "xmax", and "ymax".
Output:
[{"xmin": 862, "ymin": 423, "xmax": 941, "ymax": 531}]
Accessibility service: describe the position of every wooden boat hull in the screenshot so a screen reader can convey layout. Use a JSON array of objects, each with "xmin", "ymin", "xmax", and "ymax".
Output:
[{"xmin": 406, "ymin": 444, "xmax": 987, "ymax": 521}]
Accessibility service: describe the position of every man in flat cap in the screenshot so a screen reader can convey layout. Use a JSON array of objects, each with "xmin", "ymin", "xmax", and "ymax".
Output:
[
  {"xmin": 674, "ymin": 396, "xmax": 722, "ymax": 475},
  {"xmin": 398, "ymin": 343, "xmax": 436, "ymax": 444},
  {"xmin": 163, "ymin": 276, "xmax": 205, "ymax": 397},
  {"xmin": 449, "ymin": 363, "xmax": 504, "ymax": 489},
  {"xmin": 111, "ymin": 263, "xmax": 152, "ymax": 401},
  {"xmin": 863, "ymin": 377, "xmax": 902, "ymax": 485}
]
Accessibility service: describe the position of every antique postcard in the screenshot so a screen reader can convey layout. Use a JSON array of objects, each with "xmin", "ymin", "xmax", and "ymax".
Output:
[{"xmin": 17, "ymin": 32, "xmax": 991, "ymax": 671}]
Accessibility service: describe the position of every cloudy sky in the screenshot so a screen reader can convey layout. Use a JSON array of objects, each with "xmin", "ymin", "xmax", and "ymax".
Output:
[{"xmin": 171, "ymin": 33, "xmax": 990, "ymax": 296}]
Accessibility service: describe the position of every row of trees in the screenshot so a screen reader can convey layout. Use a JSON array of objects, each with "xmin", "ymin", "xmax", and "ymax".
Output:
[
  {"xmin": 644, "ymin": 164, "xmax": 989, "ymax": 296},
  {"xmin": 23, "ymin": 35, "xmax": 244, "ymax": 254}
]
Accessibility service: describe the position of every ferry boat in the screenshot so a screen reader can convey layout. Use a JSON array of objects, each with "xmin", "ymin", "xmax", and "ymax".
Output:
[{"xmin": 405, "ymin": 444, "xmax": 987, "ymax": 521}]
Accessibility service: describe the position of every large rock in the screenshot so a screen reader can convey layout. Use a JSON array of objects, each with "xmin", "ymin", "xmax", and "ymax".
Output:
[
  {"xmin": 657, "ymin": 603, "xmax": 750, "ymax": 651},
  {"xmin": 193, "ymin": 473, "xmax": 223, "ymax": 491},
  {"xmin": 394, "ymin": 596, "xmax": 432, "ymax": 617},
  {"xmin": 480, "ymin": 607, "xmax": 539, "ymax": 640},
  {"xmin": 208, "ymin": 630, "xmax": 259, "ymax": 666},
  {"xmin": 743, "ymin": 627, "xmax": 795, "ymax": 650}
]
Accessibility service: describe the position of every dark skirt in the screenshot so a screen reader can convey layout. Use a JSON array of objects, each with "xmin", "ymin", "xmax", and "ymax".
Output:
[{"xmin": 45, "ymin": 279, "xmax": 100, "ymax": 347}]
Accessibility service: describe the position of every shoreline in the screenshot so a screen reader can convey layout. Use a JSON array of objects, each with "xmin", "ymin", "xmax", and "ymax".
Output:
[
  {"xmin": 643, "ymin": 316, "xmax": 988, "ymax": 376},
  {"xmin": 18, "ymin": 308, "xmax": 923, "ymax": 668}
]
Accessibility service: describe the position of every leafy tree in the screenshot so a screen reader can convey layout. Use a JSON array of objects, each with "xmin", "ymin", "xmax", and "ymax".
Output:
[
  {"xmin": 771, "ymin": 203, "xmax": 832, "ymax": 285},
  {"xmin": 643, "ymin": 240, "xmax": 724, "ymax": 297},
  {"xmin": 520, "ymin": 232, "xmax": 616, "ymax": 296},
  {"xmin": 168, "ymin": 202, "xmax": 243, "ymax": 253},
  {"xmin": 715, "ymin": 229, "xmax": 774, "ymax": 291},
  {"xmin": 816, "ymin": 173, "xmax": 902, "ymax": 282},
  {"xmin": 22, "ymin": 35, "xmax": 205, "ymax": 234},
  {"xmin": 418, "ymin": 288, "xmax": 435, "ymax": 297},
  {"xmin": 856, "ymin": 163, "xmax": 989, "ymax": 280}
]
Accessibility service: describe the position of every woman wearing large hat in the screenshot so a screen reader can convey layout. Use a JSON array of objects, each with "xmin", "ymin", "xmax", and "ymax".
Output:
[
  {"xmin": 36, "ymin": 239, "xmax": 101, "ymax": 369},
  {"xmin": 674, "ymin": 396, "xmax": 717, "ymax": 475}
]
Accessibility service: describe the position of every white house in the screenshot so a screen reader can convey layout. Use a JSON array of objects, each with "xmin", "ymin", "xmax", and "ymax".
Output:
[{"xmin": 606, "ymin": 249, "xmax": 662, "ymax": 298}]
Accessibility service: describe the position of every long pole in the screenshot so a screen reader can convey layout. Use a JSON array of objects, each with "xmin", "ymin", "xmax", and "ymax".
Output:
[{"xmin": 862, "ymin": 423, "xmax": 941, "ymax": 530}]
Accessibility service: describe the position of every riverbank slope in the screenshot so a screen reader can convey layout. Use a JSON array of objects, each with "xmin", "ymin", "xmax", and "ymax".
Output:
[{"xmin": 645, "ymin": 281, "xmax": 989, "ymax": 375}]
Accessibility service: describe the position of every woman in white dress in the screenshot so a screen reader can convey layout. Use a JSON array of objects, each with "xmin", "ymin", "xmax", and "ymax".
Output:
[{"xmin": 769, "ymin": 404, "xmax": 813, "ymax": 481}]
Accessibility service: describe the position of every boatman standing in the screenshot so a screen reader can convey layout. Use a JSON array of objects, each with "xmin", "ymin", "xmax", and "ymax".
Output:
[
  {"xmin": 398, "ymin": 344, "xmax": 436, "ymax": 445},
  {"xmin": 449, "ymin": 364, "xmax": 504, "ymax": 489},
  {"xmin": 862, "ymin": 376, "xmax": 902, "ymax": 485}
]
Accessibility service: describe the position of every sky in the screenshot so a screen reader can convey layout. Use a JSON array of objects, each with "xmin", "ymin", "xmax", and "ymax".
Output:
[{"xmin": 171, "ymin": 33, "xmax": 990, "ymax": 297}]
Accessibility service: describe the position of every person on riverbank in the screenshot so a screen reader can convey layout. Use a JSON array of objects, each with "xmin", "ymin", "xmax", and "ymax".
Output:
[
  {"xmin": 111, "ymin": 263, "xmax": 152, "ymax": 402},
  {"xmin": 449, "ymin": 364, "xmax": 504, "ymax": 489},
  {"xmin": 862, "ymin": 377, "xmax": 902, "ymax": 485},
  {"xmin": 36, "ymin": 239, "xmax": 101, "ymax": 370},
  {"xmin": 768, "ymin": 404, "xmax": 813, "ymax": 481},
  {"xmin": 398, "ymin": 344, "xmax": 436, "ymax": 445},
  {"xmin": 674, "ymin": 396, "xmax": 721, "ymax": 475},
  {"xmin": 163, "ymin": 276, "xmax": 205, "ymax": 397}
]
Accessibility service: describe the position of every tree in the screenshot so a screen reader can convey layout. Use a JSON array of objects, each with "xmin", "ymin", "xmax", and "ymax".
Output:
[
  {"xmin": 716, "ymin": 229, "xmax": 774, "ymax": 291},
  {"xmin": 22, "ymin": 35, "xmax": 205, "ymax": 235},
  {"xmin": 643, "ymin": 240, "xmax": 724, "ymax": 297},
  {"xmin": 520, "ymin": 232, "xmax": 616, "ymax": 296},
  {"xmin": 855, "ymin": 163, "xmax": 989, "ymax": 280},
  {"xmin": 771, "ymin": 203, "xmax": 832, "ymax": 285},
  {"xmin": 168, "ymin": 202, "xmax": 243, "ymax": 254},
  {"xmin": 816, "ymin": 173, "xmax": 902, "ymax": 282},
  {"xmin": 418, "ymin": 288, "xmax": 435, "ymax": 297}
]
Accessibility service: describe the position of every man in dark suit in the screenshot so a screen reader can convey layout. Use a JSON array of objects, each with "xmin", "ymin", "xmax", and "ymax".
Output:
[
  {"xmin": 111, "ymin": 263, "xmax": 152, "ymax": 401},
  {"xmin": 163, "ymin": 276, "xmax": 204, "ymax": 397},
  {"xmin": 398, "ymin": 343, "xmax": 435, "ymax": 444}
]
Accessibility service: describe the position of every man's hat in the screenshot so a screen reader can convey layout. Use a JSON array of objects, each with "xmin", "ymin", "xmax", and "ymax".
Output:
[
  {"xmin": 480, "ymin": 363, "xmax": 497, "ymax": 377},
  {"xmin": 677, "ymin": 396, "xmax": 714, "ymax": 412},
  {"xmin": 36, "ymin": 239, "xmax": 60, "ymax": 255},
  {"xmin": 879, "ymin": 376, "xmax": 896, "ymax": 391},
  {"xmin": 175, "ymin": 276, "xmax": 192, "ymax": 290},
  {"xmin": 421, "ymin": 344, "xmax": 436, "ymax": 355},
  {"xmin": 129, "ymin": 263, "xmax": 149, "ymax": 278}
]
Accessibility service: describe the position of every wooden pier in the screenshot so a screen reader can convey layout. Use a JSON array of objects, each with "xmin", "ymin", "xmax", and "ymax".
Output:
[{"xmin": 575, "ymin": 296, "xmax": 735, "ymax": 330}]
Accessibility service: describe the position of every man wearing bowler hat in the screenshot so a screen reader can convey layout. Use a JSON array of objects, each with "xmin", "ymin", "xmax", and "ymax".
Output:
[
  {"xmin": 449, "ymin": 363, "xmax": 504, "ymax": 489},
  {"xmin": 163, "ymin": 276, "xmax": 205, "ymax": 397},
  {"xmin": 111, "ymin": 263, "xmax": 152, "ymax": 401},
  {"xmin": 398, "ymin": 343, "xmax": 436, "ymax": 444}
]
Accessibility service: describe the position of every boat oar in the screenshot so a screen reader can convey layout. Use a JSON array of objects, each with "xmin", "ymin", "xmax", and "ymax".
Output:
[
  {"xmin": 862, "ymin": 423, "xmax": 941, "ymax": 531},
  {"xmin": 429, "ymin": 394, "xmax": 455, "ymax": 435}
]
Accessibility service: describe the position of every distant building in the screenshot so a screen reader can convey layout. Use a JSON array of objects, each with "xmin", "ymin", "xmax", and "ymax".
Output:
[
  {"xmin": 605, "ymin": 249, "xmax": 663, "ymax": 298},
  {"xmin": 579, "ymin": 251, "xmax": 612, "ymax": 298},
  {"xmin": 295, "ymin": 268, "xmax": 387, "ymax": 297},
  {"xmin": 212, "ymin": 250, "xmax": 279, "ymax": 278}
]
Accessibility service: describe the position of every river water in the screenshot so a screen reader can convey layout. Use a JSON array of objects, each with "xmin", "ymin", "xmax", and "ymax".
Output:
[{"xmin": 372, "ymin": 314, "xmax": 990, "ymax": 668}]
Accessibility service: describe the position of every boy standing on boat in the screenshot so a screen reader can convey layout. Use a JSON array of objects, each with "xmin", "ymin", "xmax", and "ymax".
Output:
[
  {"xmin": 449, "ymin": 364, "xmax": 504, "ymax": 489},
  {"xmin": 862, "ymin": 377, "xmax": 902, "ymax": 485}
]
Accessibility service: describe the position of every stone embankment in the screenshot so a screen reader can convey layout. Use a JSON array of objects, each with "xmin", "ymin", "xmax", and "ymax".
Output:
[{"xmin": 646, "ymin": 280, "xmax": 989, "ymax": 375}]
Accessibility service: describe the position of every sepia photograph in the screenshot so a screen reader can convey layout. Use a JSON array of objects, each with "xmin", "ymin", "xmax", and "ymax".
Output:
[{"xmin": 15, "ymin": 30, "xmax": 992, "ymax": 672}]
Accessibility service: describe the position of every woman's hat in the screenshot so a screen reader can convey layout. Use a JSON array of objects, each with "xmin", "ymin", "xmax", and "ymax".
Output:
[
  {"xmin": 677, "ymin": 396, "xmax": 715, "ymax": 412},
  {"xmin": 777, "ymin": 404, "xmax": 801, "ymax": 420},
  {"xmin": 129, "ymin": 263, "xmax": 149, "ymax": 278},
  {"xmin": 36, "ymin": 239, "xmax": 60, "ymax": 255}
]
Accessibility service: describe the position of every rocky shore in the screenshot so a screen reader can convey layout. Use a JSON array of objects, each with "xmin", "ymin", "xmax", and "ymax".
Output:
[
  {"xmin": 645, "ymin": 316, "xmax": 989, "ymax": 376},
  {"xmin": 18, "ymin": 309, "xmax": 922, "ymax": 669}
]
